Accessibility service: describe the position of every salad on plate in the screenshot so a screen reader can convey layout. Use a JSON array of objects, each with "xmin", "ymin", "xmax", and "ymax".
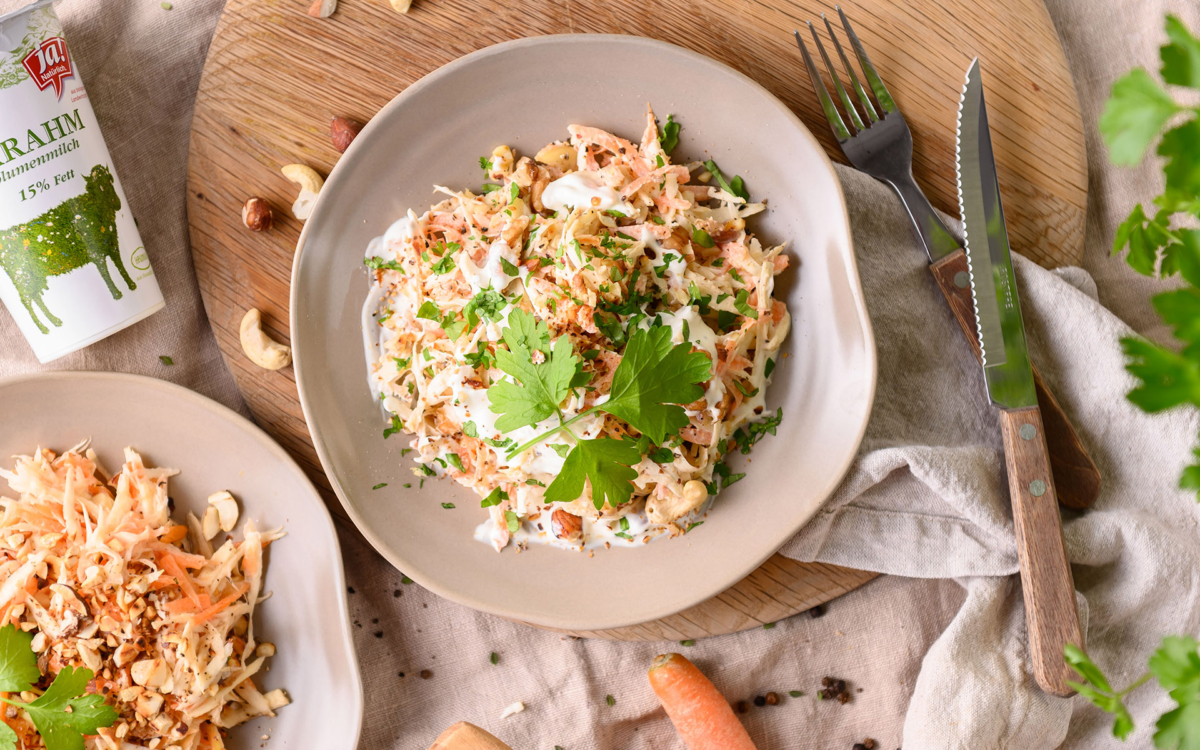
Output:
[{"xmin": 363, "ymin": 106, "xmax": 791, "ymax": 552}]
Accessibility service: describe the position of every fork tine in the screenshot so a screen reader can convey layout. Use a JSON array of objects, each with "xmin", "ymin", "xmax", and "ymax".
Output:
[
  {"xmin": 792, "ymin": 30, "xmax": 852, "ymax": 143},
  {"xmin": 836, "ymin": 5, "xmax": 898, "ymax": 114},
  {"xmin": 807, "ymin": 22, "xmax": 865, "ymax": 133},
  {"xmin": 822, "ymin": 13, "xmax": 878, "ymax": 123}
]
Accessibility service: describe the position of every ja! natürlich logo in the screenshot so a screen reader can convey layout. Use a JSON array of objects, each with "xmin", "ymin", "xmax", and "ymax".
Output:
[{"xmin": 22, "ymin": 37, "xmax": 73, "ymax": 98}]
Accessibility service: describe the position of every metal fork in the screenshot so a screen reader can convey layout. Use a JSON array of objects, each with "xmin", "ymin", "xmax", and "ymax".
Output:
[{"xmin": 793, "ymin": 7, "xmax": 959, "ymax": 262}]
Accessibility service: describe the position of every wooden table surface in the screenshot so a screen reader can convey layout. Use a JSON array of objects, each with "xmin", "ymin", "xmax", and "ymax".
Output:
[{"xmin": 186, "ymin": 0, "xmax": 1086, "ymax": 640}]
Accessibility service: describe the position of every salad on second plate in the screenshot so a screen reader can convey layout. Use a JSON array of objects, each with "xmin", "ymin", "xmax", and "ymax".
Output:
[{"xmin": 363, "ymin": 105, "xmax": 791, "ymax": 552}]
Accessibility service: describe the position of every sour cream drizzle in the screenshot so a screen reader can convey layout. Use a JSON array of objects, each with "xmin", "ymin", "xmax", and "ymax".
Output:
[{"xmin": 541, "ymin": 171, "xmax": 635, "ymax": 216}]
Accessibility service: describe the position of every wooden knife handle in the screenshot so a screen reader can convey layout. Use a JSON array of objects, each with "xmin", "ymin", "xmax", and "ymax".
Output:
[
  {"xmin": 999, "ymin": 407, "xmax": 1084, "ymax": 696},
  {"xmin": 429, "ymin": 722, "xmax": 513, "ymax": 750},
  {"xmin": 930, "ymin": 248, "xmax": 1101, "ymax": 509}
]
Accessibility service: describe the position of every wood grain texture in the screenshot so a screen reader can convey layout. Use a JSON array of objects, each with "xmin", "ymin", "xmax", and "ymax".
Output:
[
  {"xmin": 186, "ymin": 0, "xmax": 1086, "ymax": 639},
  {"xmin": 999, "ymin": 407, "xmax": 1083, "ymax": 696},
  {"xmin": 429, "ymin": 723, "xmax": 513, "ymax": 750},
  {"xmin": 930, "ymin": 249, "xmax": 1101, "ymax": 509}
]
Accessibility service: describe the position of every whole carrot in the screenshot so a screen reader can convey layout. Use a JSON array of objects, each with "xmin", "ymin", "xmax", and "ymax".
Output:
[{"xmin": 648, "ymin": 653, "xmax": 758, "ymax": 750}]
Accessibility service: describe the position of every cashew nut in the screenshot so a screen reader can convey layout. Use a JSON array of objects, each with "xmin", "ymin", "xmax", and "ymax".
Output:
[
  {"xmin": 535, "ymin": 142, "xmax": 578, "ymax": 173},
  {"xmin": 208, "ymin": 490, "xmax": 240, "ymax": 532},
  {"xmin": 489, "ymin": 145, "xmax": 514, "ymax": 175},
  {"xmin": 646, "ymin": 479, "xmax": 709, "ymax": 524},
  {"xmin": 281, "ymin": 163, "xmax": 324, "ymax": 220},
  {"xmin": 239, "ymin": 308, "xmax": 291, "ymax": 370},
  {"xmin": 201, "ymin": 505, "xmax": 221, "ymax": 540},
  {"xmin": 389, "ymin": 0, "xmax": 412, "ymax": 12}
]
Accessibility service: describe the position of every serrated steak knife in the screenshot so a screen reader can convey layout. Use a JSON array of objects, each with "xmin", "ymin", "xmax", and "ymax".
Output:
[{"xmin": 957, "ymin": 58, "xmax": 1083, "ymax": 697}]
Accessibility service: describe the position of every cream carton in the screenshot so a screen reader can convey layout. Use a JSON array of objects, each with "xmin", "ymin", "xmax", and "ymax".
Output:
[{"xmin": 0, "ymin": 0, "xmax": 164, "ymax": 362}]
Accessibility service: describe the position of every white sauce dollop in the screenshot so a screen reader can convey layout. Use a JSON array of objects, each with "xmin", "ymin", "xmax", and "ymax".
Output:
[
  {"xmin": 541, "ymin": 171, "xmax": 635, "ymax": 216},
  {"xmin": 459, "ymin": 239, "xmax": 520, "ymax": 295}
]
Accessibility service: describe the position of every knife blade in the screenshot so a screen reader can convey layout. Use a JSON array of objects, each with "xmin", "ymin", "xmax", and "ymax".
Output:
[{"xmin": 956, "ymin": 58, "xmax": 1083, "ymax": 697}]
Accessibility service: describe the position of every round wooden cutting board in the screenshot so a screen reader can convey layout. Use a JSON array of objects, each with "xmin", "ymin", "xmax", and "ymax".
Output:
[{"xmin": 186, "ymin": 0, "xmax": 1086, "ymax": 640}]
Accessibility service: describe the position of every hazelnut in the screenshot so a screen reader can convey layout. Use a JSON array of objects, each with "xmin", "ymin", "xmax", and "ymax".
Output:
[
  {"xmin": 241, "ymin": 197, "xmax": 274, "ymax": 232},
  {"xmin": 330, "ymin": 116, "xmax": 362, "ymax": 153}
]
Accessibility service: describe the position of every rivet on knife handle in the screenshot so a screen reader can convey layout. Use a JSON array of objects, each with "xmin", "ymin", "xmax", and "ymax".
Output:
[{"xmin": 930, "ymin": 248, "xmax": 1100, "ymax": 509}]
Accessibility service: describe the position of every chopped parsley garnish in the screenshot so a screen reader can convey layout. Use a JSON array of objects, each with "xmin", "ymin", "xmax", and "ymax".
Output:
[
  {"xmin": 500, "ymin": 256, "xmax": 521, "ymax": 276},
  {"xmin": 372, "ymin": 482, "xmax": 388, "ymax": 490},
  {"xmin": 680, "ymin": 639, "xmax": 695, "ymax": 647},
  {"xmin": 479, "ymin": 155, "xmax": 491, "ymax": 172},
  {"xmin": 158, "ymin": 355, "xmax": 174, "ymax": 366},
  {"xmin": 446, "ymin": 453, "xmax": 465, "ymax": 472},
  {"xmin": 763, "ymin": 621, "xmax": 776, "ymax": 629},
  {"xmin": 463, "ymin": 289, "xmax": 508, "ymax": 328},
  {"xmin": 463, "ymin": 340, "xmax": 496, "ymax": 370},
  {"xmin": 703, "ymin": 158, "xmax": 750, "ymax": 201},
  {"xmin": 526, "ymin": 478, "xmax": 546, "ymax": 487},
  {"xmin": 481, "ymin": 183, "xmax": 501, "ymax": 193},
  {"xmin": 429, "ymin": 253, "xmax": 457, "ymax": 275},
  {"xmin": 401, "ymin": 575, "xmax": 414, "ymax": 584},
  {"xmin": 490, "ymin": 652, "xmax": 499, "ymax": 665},
  {"xmin": 549, "ymin": 443, "xmax": 572, "ymax": 459},
  {"xmin": 648, "ymin": 446, "xmax": 674, "ymax": 463},
  {"xmin": 509, "ymin": 182, "xmax": 520, "ymax": 201},
  {"xmin": 365, "ymin": 255, "xmax": 405, "ymax": 273},
  {"xmin": 764, "ymin": 357, "xmax": 776, "ymax": 378},
  {"xmin": 481, "ymin": 487, "xmax": 509, "ymax": 507},
  {"xmin": 734, "ymin": 289, "xmax": 759, "ymax": 319},
  {"xmin": 658, "ymin": 113, "xmax": 680, "ymax": 153},
  {"xmin": 606, "ymin": 694, "xmax": 616, "ymax": 707},
  {"xmin": 686, "ymin": 521, "xmax": 704, "ymax": 532},
  {"xmin": 789, "ymin": 690, "xmax": 803, "ymax": 698},
  {"xmin": 416, "ymin": 301, "xmax": 440, "ymax": 320},
  {"xmin": 728, "ymin": 268, "xmax": 744, "ymax": 284},
  {"xmin": 463, "ymin": 420, "xmax": 478, "ymax": 437},
  {"xmin": 733, "ymin": 379, "xmax": 759, "ymax": 398},
  {"xmin": 441, "ymin": 502, "xmax": 456, "ymax": 509},
  {"xmin": 504, "ymin": 510, "xmax": 520, "ymax": 533},
  {"xmin": 650, "ymin": 215, "xmax": 666, "ymax": 225},
  {"xmin": 692, "ymin": 227, "xmax": 715, "ymax": 248},
  {"xmin": 383, "ymin": 414, "xmax": 403, "ymax": 438}
]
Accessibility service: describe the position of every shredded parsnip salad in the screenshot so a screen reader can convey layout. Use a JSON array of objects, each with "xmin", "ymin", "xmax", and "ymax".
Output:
[
  {"xmin": 363, "ymin": 106, "xmax": 791, "ymax": 552},
  {"xmin": 0, "ymin": 443, "xmax": 287, "ymax": 749}
]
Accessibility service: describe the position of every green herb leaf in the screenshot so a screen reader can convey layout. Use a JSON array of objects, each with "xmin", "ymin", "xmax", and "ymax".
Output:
[
  {"xmin": 659, "ymin": 114, "xmax": 680, "ymax": 153},
  {"xmin": 0, "ymin": 625, "xmax": 40, "ymax": 692},
  {"xmin": 430, "ymin": 253, "xmax": 457, "ymax": 275},
  {"xmin": 549, "ymin": 443, "xmax": 572, "ymax": 459},
  {"xmin": 158, "ymin": 355, "xmax": 174, "ymax": 366},
  {"xmin": 680, "ymin": 639, "xmax": 695, "ymax": 647},
  {"xmin": 734, "ymin": 289, "xmax": 759, "ymax": 319},
  {"xmin": 416, "ymin": 301, "xmax": 441, "ymax": 320},
  {"xmin": 1064, "ymin": 644, "xmax": 1138, "ymax": 740},
  {"xmin": 479, "ymin": 155, "xmax": 491, "ymax": 172},
  {"xmin": 598, "ymin": 326, "xmax": 711, "ymax": 444},
  {"xmin": 1099, "ymin": 68, "xmax": 1183, "ymax": 166},
  {"xmin": 372, "ymin": 482, "xmax": 387, "ymax": 490},
  {"xmin": 692, "ymin": 227, "xmax": 715, "ymax": 248},
  {"xmin": 446, "ymin": 454, "xmax": 465, "ymax": 472},
  {"xmin": 490, "ymin": 652, "xmax": 499, "ymax": 665},
  {"xmin": 383, "ymin": 414, "xmax": 404, "ymax": 439},
  {"xmin": 1150, "ymin": 636, "xmax": 1200, "ymax": 748},
  {"xmin": 504, "ymin": 510, "xmax": 520, "ymax": 533},
  {"xmin": 365, "ymin": 256, "xmax": 405, "ymax": 273},
  {"xmin": 605, "ymin": 694, "xmax": 616, "ymax": 707},
  {"xmin": 463, "ymin": 420, "xmax": 478, "ymax": 437},
  {"xmin": 441, "ymin": 502, "xmax": 455, "ymax": 509},
  {"xmin": 544, "ymin": 438, "xmax": 641, "ymax": 510},
  {"xmin": 21, "ymin": 666, "xmax": 119, "ymax": 750},
  {"xmin": 481, "ymin": 487, "xmax": 509, "ymax": 507},
  {"xmin": 1162, "ymin": 15, "xmax": 1200, "ymax": 87},
  {"xmin": 500, "ymin": 257, "xmax": 521, "ymax": 276},
  {"xmin": 702, "ymin": 159, "xmax": 750, "ymax": 201},
  {"xmin": 489, "ymin": 310, "xmax": 579, "ymax": 432}
]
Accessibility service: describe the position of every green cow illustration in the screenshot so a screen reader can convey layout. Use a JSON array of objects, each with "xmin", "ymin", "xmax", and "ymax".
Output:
[{"xmin": 0, "ymin": 164, "xmax": 136, "ymax": 334}]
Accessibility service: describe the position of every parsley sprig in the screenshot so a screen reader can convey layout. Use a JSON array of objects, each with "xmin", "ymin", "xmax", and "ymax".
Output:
[
  {"xmin": 1068, "ymin": 15, "xmax": 1200, "ymax": 749},
  {"xmin": 0, "ymin": 624, "xmax": 117, "ymax": 750},
  {"xmin": 1100, "ymin": 16, "xmax": 1200, "ymax": 494},
  {"xmin": 487, "ymin": 313, "xmax": 710, "ymax": 508},
  {"xmin": 1066, "ymin": 638, "xmax": 1200, "ymax": 746}
]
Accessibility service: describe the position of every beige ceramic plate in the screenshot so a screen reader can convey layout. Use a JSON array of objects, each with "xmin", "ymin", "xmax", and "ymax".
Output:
[
  {"xmin": 292, "ymin": 35, "xmax": 876, "ymax": 632},
  {"xmin": 0, "ymin": 372, "xmax": 363, "ymax": 748}
]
